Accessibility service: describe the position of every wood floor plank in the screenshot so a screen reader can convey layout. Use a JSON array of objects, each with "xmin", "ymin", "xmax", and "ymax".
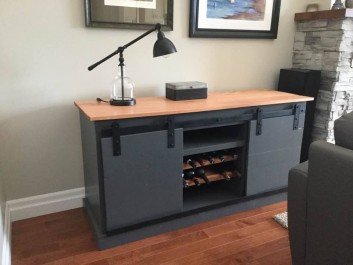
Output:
[
  {"xmin": 12, "ymin": 209, "xmax": 85, "ymax": 234},
  {"xmin": 164, "ymin": 228, "xmax": 288, "ymax": 265},
  {"xmin": 203, "ymin": 207, "xmax": 287, "ymax": 237},
  {"xmin": 12, "ymin": 201, "xmax": 291, "ymax": 265},
  {"xmin": 214, "ymin": 236, "xmax": 290, "ymax": 265},
  {"xmin": 12, "ymin": 217, "xmax": 92, "ymax": 251},
  {"xmin": 115, "ymin": 221, "xmax": 280, "ymax": 265},
  {"xmin": 86, "ymin": 230, "xmax": 209, "ymax": 265},
  {"xmin": 250, "ymin": 246, "xmax": 292, "ymax": 265}
]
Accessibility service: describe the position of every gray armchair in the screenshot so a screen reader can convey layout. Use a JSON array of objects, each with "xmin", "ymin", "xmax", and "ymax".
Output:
[{"xmin": 288, "ymin": 112, "xmax": 353, "ymax": 265}]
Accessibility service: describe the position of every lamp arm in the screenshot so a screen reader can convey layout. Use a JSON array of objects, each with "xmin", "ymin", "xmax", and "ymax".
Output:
[
  {"xmin": 88, "ymin": 50, "xmax": 119, "ymax": 71},
  {"xmin": 123, "ymin": 23, "xmax": 161, "ymax": 50},
  {"xmin": 88, "ymin": 23, "xmax": 161, "ymax": 71}
]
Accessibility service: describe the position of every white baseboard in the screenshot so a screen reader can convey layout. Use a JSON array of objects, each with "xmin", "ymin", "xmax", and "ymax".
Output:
[
  {"xmin": 7, "ymin": 188, "xmax": 85, "ymax": 222},
  {"xmin": 1, "ymin": 203, "xmax": 11, "ymax": 265},
  {"xmin": 1, "ymin": 187, "xmax": 85, "ymax": 265}
]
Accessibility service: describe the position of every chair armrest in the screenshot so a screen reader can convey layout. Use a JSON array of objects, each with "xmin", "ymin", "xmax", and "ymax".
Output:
[
  {"xmin": 288, "ymin": 161, "xmax": 308, "ymax": 265},
  {"xmin": 306, "ymin": 141, "xmax": 353, "ymax": 265}
]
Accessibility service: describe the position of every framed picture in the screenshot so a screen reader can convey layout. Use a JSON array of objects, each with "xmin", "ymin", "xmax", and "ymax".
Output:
[
  {"xmin": 189, "ymin": 0, "xmax": 281, "ymax": 39},
  {"xmin": 85, "ymin": 0, "xmax": 174, "ymax": 31}
]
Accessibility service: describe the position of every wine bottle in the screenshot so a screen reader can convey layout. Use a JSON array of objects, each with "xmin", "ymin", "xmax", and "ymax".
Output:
[
  {"xmin": 233, "ymin": 169, "xmax": 242, "ymax": 178},
  {"xmin": 186, "ymin": 158, "xmax": 197, "ymax": 169},
  {"xmin": 212, "ymin": 152, "xmax": 225, "ymax": 162},
  {"xmin": 195, "ymin": 168, "xmax": 210, "ymax": 185},
  {"xmin": 222, "ymin": 171, "xmax": 232, "ymax": 181},
  {"xmin": 223, "ymin": 150, "xmax": 238, "ymax": 160},
  {"xmin": 184, "ymin": 171, "xmax": 201, "ymax": 187},
  {"xmin": 196, "ymin": 157, "xmax": 206, "ymax": 167},
  {"xmin": 216, "ymin": 169, "xmax": 232, "ymax": 181},
  {"xmin": 211, "ymin": 152, "xmax": 225, "ymax": 163},
  {"xmin": 205, "ymin": 154, "xmax": 215, "ymax": 164},
  {"xmin": 219, "ymin": 153, "xmax": 226, "ymax": 162}
]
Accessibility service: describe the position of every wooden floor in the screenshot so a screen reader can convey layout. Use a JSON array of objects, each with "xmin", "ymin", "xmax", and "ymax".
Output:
[{"xmin": 12, "ymin": 201, "xmax": 291, "ymax": 265}]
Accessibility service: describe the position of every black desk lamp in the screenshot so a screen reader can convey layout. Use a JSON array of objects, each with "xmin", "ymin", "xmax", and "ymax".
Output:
[{"xmin": 88, "ymin": 23, "xmax": 177, "ymax": 106}]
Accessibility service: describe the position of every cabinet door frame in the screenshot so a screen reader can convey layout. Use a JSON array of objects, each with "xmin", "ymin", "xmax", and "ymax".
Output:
[
  {"xmin": 100, "ymin": 128, "xmax": 183, "ymax": 232},
  {"xmin": 246, "ymin": 113, "xmax": 305, "ymax": 196}
]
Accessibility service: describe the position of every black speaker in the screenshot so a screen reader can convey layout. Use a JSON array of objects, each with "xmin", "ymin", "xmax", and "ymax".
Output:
[{"xmin": 278, "ymin": 69, "xmax": 321, "ymax": 162}]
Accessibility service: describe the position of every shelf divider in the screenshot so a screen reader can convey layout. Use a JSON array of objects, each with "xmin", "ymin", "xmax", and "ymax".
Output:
[{"xmin": 183, "ymin": 139, "xmax": 245, "ymax": 156}]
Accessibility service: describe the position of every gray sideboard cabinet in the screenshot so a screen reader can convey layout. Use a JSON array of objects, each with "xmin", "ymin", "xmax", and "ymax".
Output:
[{"xmin": 75, "ymin": 90, "xmax": 313, "ymax": 249}]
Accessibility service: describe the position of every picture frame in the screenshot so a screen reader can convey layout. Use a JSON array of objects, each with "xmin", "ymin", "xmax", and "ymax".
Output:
[
  {"xmin": 189, "ymin": 0, "xmax": 281, "ymax": 39},
  {"xmin": 84, "ymin": 0, "xmax": 174, "ymax": 31}
]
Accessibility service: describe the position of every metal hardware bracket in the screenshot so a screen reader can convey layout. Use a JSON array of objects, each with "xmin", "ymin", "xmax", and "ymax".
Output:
[
  {"xmin": 167, "ymin": 118, "xmax": 175, "ymax": 148},
  {"xmin": 293, "ymin": 104, "xmax": 301, "ymax": 130},
  {"xmin": 256, "ymin": 108, "xmax": 263, "ymax": 135},
  {"xmin": 112, "ymin": 123, "xmax": 121, "ymax": 156}
]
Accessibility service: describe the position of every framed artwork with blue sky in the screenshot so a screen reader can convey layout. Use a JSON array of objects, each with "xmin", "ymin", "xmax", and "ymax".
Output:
[{"xmin": 190, "ymin": 0, "xmax": 281, "ymax": 39}]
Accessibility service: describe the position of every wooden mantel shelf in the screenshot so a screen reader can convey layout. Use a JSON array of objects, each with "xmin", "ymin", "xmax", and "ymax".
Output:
[
  {"xmin": 295, "ymin": 8, "xmax": 353, "ymax": 21},
  {"xmin": 75, "ymin": 90, "xmax": 313, "ymax": 121}
]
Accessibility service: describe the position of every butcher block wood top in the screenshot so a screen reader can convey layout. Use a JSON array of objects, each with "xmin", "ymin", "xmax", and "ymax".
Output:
[{"xmin": 75, "ymin": 90, "xmax": 314, "ymax": 121}]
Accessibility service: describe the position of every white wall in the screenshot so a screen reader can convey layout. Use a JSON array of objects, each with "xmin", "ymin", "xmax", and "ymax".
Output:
[
  {"xmin": 0, "ymin": 0, "xmax": 329, "ymax": 200},
  {"xmin": 314, "ymin": 0, "xmax": 332, "ymax": 10}
]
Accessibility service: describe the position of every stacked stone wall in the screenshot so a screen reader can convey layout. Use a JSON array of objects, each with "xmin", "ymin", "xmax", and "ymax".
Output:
[{"xmin": 293, "ymin": 19, "xmax": 353, "ymax": 142}]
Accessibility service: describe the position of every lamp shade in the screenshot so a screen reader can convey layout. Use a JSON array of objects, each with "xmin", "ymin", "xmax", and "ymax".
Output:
[{"xmin": 153, "ymin": 31, "xmax": 177, "ymax": 58}]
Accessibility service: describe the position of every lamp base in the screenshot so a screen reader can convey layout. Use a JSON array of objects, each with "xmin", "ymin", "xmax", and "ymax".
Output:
[
  {"xmin": 332, "ymin": 0, "xmax": 344, "ymax": 9},
  {"xmin": 110, "ymin": 98, "xmax": 136, "ymax": 106}
]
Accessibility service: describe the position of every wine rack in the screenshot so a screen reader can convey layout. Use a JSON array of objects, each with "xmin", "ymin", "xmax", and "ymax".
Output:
[
  {"xmin": 184, "ymin": 168, "xmax": 241, "ymax": 187},
  {"xmin": 182, "ymin": 150, "xmax": 242, "ymax": 188},
  {"xmin": 181, "ymin": 123, "xmax": 246, "ymax": 211},
  {"xmin": 182, "ymin": 154, "xmax": 238, "ymax": 170}
]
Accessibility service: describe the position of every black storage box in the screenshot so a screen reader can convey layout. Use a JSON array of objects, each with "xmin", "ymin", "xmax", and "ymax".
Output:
[{"xmin": 166, "ymin": 81, "xmax": 208, "ymax": 101}]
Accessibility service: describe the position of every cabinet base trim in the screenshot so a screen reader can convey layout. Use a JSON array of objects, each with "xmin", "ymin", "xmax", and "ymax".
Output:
[{"xmin": 85, "ymin": 191, "xmax": 287, "ymax": 250}]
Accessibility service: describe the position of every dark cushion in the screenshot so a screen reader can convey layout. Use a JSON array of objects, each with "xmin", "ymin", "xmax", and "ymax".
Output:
[
  {"xmin": 334, "ymin": 111, "xmax": 353, "ymax": 150},
  {"xmin": 291, "ymin": 160, "xmax": 309, "ymax": 176},
  {"xmin": 288, "ymin": 161, "xmax": 308, "ymax": 265}
]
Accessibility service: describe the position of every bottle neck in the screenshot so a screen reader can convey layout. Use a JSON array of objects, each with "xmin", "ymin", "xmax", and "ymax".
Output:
[{"xmin": 119, "ymin": 65, "xmax": 126, "ymax": 78}]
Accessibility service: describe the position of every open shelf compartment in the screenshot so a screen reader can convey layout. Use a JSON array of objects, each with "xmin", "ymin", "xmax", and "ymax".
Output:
[
  {"xmin": 183, "ymin": 179, "xmax": 244, "ymax": 212},
  {"xmin": 183, "ymin": 124, "xmax": 246, "ymax": 156},
  {"xmin": 181, "ymin": 146, "xmax": 247, "ymax": 212}
]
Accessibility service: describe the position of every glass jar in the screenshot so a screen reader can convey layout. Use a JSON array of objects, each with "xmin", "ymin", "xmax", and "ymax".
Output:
[{"xmin": 110, "ymin": 66, "xmax": 136, "ymax": 106}]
